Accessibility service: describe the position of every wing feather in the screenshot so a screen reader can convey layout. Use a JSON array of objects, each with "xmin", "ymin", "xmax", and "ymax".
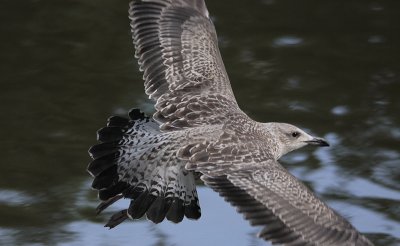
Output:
[
  {"xmin": 129, "ymin": 0, "xmax": 243, "ymax": 130},
  {"xmin": 201, "ymin": 163, "xmax": 374, "ymax": 246},
  {"xmin": 201, "ymin": 174, "xmax": 305, "ymax": 245}
]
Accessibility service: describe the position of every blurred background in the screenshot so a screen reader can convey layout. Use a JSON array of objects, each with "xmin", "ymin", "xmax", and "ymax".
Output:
[{"xmin": 1, "ymin": 0, "xmax": 399, "ymax": 245}]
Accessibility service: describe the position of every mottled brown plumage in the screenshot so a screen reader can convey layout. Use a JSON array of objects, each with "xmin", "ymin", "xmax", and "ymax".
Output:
[{"xmin": 88, "ymin": 0, "xmax": 374, "ymax": 245}]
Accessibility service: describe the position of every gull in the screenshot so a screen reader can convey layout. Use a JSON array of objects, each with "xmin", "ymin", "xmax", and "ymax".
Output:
[{"xmin": 87, "ymin": 0, "xmax": 374, "ymax": 245}]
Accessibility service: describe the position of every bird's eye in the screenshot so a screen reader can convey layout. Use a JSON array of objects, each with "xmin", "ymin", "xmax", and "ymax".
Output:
[{"xmin": 291, "ymin": 131, "xmax": 300, "ymax": 138}]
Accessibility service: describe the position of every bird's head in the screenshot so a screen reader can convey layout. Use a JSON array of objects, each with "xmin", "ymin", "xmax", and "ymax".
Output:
[{"xmin": 264, "ymin": 122, "xmax": 329, "ymax": 159}]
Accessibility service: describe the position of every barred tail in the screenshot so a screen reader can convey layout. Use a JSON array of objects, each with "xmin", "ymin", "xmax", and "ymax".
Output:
[{"xmin": 87, "ymin": 109, "xmax": 200, "ymax": 227}]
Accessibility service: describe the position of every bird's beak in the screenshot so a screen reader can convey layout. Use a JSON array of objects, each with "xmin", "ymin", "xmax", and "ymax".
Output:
[{"xmin": 305, "ymin": 137, "xmax": 330, "ymax": 147}]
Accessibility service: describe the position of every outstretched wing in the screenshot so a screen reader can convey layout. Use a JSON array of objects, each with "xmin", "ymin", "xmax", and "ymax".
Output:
[
  {"xmin": 129, "ymin": 0, "xmax": 242, "ymax": 131},
  {"xmin": 180, "ymin": 123, "xmax": 373, "ymax": 245},
  {"xmin": 202, "ymin": 164, "xmax": 373, "ymax": 246}
]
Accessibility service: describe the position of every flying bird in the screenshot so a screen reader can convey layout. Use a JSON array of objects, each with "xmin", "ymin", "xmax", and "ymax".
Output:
[{"xmin": 88, "ymin": 0, "xmax": 374, "ymax": 245}]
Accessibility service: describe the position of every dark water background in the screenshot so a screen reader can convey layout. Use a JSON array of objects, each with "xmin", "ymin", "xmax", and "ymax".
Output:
[{"xmin": 1, "ymin": 0, "xmax": 400, "ymax": 245}]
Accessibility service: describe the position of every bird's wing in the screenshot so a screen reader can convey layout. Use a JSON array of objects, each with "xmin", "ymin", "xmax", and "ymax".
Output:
[
  {"xmin": 129, "ymin": 0, "xmax": 243, "ymax": 131},
  {"xmin": 201, "ymin": 163, "xmax": 373, "ymax": 246},
  {"xmin": 180, "ymin": 125, "xmax": 373, "ymax": 245}
]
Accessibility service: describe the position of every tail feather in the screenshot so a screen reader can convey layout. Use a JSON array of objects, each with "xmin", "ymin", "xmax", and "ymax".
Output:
[
  {"xmin": 128, "ymin": 191, "xmax": 156, "ymax": 219},
  {"xmin": 96, "ymin": 127, "xmax": 125, "ymax": 142},
  {"xmin": 88, "ymin": 108, "xmax": 201, "ymax": 226},
  {"xmin": 96, "ymin": 194, "xmax": 123, "ymax": 215},
  {"xmin": 123, "ymin": 183, "xmax": 144, "ymax": 200},
  {"xmin": 105, "ymin": 209, "xmax": 129, "ymax": 229},
  {"xmin": 98, "ymin": 182, "xmax": 128, "ymax": 201},
  {"xmin": 147, "ymin": 196, "xmax": 169, "ymax": 223},
  {"xmin": 87, "ymin": 154, "xmax": 118, "ymax": 177},
  {"xmin": 91, "ymin": 165, "xmax": 118, "ymax": 190},
  {"xmin": 184, "ymin": 200, "xmax": 201, "ymax": 219},
  {"xmin": 166, "ymin": 198, "xmax": 184, "ymax": 223},
  {"xmin": 88, "ymin": 142, "xmax": 121, "ymax": 160},
  {"xmin": 107, "ymin": 116, "xmax": 130, "ymax": 127}
]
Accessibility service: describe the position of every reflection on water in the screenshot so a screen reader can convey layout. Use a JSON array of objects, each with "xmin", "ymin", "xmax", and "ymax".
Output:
[
  {"xmin": 1, "ymin": 0, "xmax": 400, "ymax": 245},
  {"xmin": 272, "ymin": 36, "xmax": 304, "ymax": 47}
]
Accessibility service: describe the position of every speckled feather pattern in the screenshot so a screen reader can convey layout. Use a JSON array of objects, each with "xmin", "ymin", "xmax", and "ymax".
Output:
[
  {"xmin": 87, "ymin": 0, "xmax": 374, "ymax": 245},
  {"xmin": 130, "ymin": 0, "xmax": 239, "ymax": 131}
]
